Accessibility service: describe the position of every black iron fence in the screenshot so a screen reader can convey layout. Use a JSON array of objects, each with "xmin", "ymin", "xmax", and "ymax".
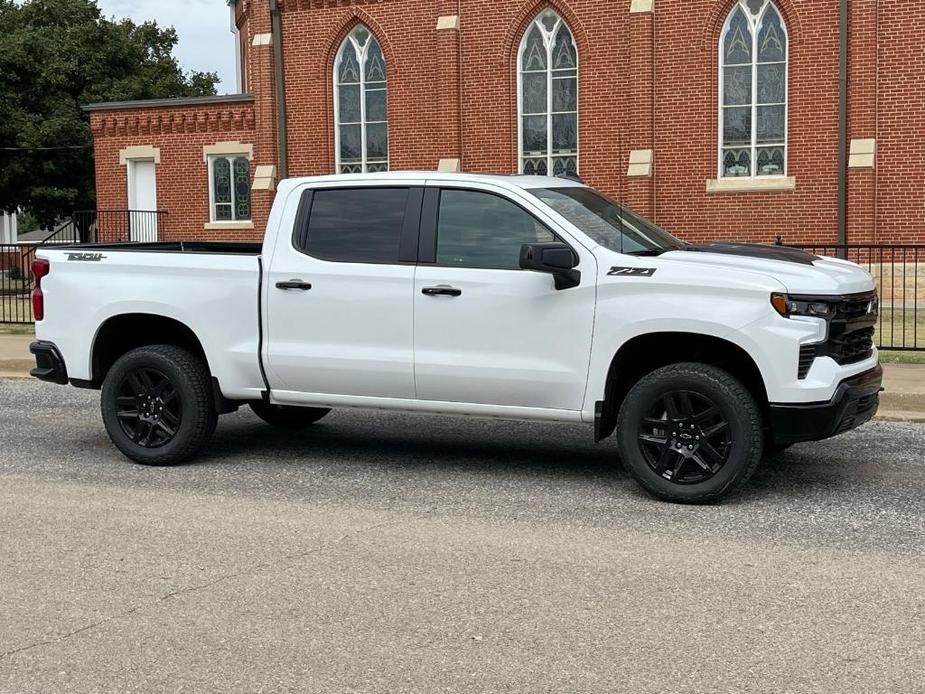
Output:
[
  {"xmin": 0, "ymin": 243, "xmax": 35, "ymax": 324},
  {"xmin": 784, "ymin": 243, "xmax": 924, "ymax": 352},
  {"xmin": 1, "ymin": 210, "xmax": 167, "ymax": 324},
  {"xmin": 74, "ymin": 209, "xmax": 167, "ymax": 244}
]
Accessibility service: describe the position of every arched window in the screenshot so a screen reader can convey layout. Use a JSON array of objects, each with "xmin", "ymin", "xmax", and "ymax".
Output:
[
  {"xmin": 518, "ymin": 9, "xmax": 578, "ymax": 176},
  {"xmin": 719, "ymin": 0, "xmax": 787, "ymax": 178},
  {"xmin": 334, "ymin": 26, "xmax": 388, "ymax": 173}
]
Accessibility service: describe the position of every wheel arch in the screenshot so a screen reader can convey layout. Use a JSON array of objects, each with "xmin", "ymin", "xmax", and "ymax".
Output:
[
  {"xmin": 89, "ymin": 313, "xmax": 210, "ymax": 387},
  {"xmin": 597, "ymin": 331, "xmax": 769, "ymax": 441}
]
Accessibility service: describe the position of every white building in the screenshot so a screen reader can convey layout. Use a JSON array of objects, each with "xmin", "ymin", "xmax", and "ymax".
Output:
[{"xmin": 0, "ymin": 212, "xmax": 17, "ymax": 244}]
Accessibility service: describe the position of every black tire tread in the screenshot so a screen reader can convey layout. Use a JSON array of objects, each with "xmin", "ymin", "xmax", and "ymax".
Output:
[{"xmin": 617, "ymin": 362, "xmax": 764, "ymax": 504}]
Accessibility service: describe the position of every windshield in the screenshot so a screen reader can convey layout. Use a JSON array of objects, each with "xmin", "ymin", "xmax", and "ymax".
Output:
[{"xmin": 529, "ymin": 186, "xmax": 687, "ymax": 255}]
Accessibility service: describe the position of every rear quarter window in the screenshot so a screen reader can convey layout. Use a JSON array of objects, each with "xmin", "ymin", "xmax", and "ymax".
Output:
[{"xmin": 299, "ymin": 187, "xmax": 410, "ymax": 264}]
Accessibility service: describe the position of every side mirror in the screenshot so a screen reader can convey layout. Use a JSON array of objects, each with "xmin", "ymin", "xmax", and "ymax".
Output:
[{"xmin": 519, "ymin": 242, "xmax": 581, "ymax": 290}]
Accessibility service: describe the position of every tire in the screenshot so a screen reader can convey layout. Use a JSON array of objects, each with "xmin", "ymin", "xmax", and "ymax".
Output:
[
  {"xmin": 616, "ymin": 363, "xmax": 764, "ymax": 504},
  {"xmin": 100, "ymin": 345, "xmax": 217, "ymax": 466},
  {"xmin": 249, "ymin": 402, "xmax": 330, "ymax": 429}
]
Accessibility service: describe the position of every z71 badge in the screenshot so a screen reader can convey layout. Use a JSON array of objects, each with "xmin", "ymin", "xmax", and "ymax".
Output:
[
  {"xmin": 66, "ymin": 253, "xmax": 106, "ymax": 262},
  {"xmin": 607, "ymin": 266, "xmax": 656, "ymax": 277}
]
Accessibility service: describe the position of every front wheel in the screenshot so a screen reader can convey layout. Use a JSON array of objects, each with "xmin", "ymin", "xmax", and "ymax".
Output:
[
  {"xmin": 100, "ymin": 345, "xmax": 217, "ymax": 466},
  {"xmin": 249, "ymin": 402, "xmax": 330, "ymax": 429},
  {"xmin": 616, "ymin": 363, "xmax": 764, "ymax": 504}
]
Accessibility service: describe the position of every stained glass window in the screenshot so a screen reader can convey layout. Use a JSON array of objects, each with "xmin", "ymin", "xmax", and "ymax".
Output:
[
  {"xmin": 719, "ymin": 0, "xmax": 787, "ymax": 178},
  {"xmin": 209, "ymin": 154, "xmax": 251, "ymax": 222},
  {"xmin": 334, "ymin": 25, "xmax": 388, "ymax": 173},
  {"xmin": 518, "ymin": 10, "xmax": 578, "ymax": 176}
]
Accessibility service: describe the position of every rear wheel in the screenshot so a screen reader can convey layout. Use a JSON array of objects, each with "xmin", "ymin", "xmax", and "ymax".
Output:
[
  {"xmin": 101, "ymin": 345, "xmax": 217, "ymax": 466},
  {"xmin": 249, "ymin": 402, "xmax": 330, "ymax": 429},
  {"xmin": 616, "ymin": 363, "xmax": 764, "ymax": 504}
]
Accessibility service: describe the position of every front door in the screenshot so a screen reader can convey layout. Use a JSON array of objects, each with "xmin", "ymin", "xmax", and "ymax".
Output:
[
  {"xmin": 127, "ymin": 159, "xmax": 158, "ymax": 242},
  {"xmin": 264, "ymin": 183, "xmax": 423, "ymax": 402},
  {"xmin": 413, "ymin": 184, "xmax": 596, "ymax": 411}
]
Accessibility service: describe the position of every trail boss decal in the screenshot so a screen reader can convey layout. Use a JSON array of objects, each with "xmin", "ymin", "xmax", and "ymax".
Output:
[
  {"xmin": 67, "ymin": 253, "xmax": 106, "ymax": 262},
  {"xmin": 607, "ymin": 266, "xmax": 656, "ymax": 277}
]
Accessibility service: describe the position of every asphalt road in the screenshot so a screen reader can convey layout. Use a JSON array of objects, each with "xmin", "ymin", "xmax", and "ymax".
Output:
[{"xmin": 1, "ymin": 379, "xmax": 923, "ymax": 693}]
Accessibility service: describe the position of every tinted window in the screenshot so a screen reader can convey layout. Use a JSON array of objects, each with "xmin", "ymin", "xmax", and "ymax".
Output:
[
  {"xmin": 303, "ymin": 187, "xmax": 409, "ymax": 263},
  {"xmin": 436, "ymin": 189, "xmax": 555, "ymax": 269}
]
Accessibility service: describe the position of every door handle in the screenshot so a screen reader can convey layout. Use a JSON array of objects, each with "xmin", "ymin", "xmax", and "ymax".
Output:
[
  {"xmin": 276, "ymin": 280, "xmax": 312, "ymax": 290},
  {"xmin": 422, "ymin": 286, "xmax": 462, "ymax": 297}
]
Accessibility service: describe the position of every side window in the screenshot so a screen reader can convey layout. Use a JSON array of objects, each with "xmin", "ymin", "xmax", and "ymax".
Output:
[
  {"xmin": 436, "ymin": 189, "xmax": 556, "ymax": 269},
  {"xmin": 301, "ymin": 187, "xmax": 409, "ymax": 263}
]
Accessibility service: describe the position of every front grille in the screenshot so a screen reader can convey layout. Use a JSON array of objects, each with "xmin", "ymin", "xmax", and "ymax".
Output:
[
  {"xmin": 829, "ymin": 326, "xmax": 875, "ymax": 365},
  {"xmin": 796, "ymin": 291, "xmax": 877, "ymax": 376},
  {"xmin": 835, "ymin": 293, "xmax": 878, "ymax": 320}
]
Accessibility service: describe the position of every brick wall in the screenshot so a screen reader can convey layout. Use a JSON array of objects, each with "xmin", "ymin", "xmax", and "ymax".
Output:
[
  {"xmin": 90, "ymin": 99, "xmax": 259, "ymax": 241},
  {"xmin": 88, "ymin": 0, "xmax": 925, "ymax": 245}
]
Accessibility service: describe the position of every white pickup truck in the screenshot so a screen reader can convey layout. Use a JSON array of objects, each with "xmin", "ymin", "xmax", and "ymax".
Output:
[{"xmin": 30, "ymin": 172, "xmax": 882, "ymax": 503}]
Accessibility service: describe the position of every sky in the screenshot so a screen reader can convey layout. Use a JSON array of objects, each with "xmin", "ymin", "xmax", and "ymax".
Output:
[{"xmin": 98, "ymin": 0, "xmax": 238, "ymax": 93}]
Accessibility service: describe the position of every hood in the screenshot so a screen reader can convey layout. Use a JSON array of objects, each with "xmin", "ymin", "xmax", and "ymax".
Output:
[{"xmin": 654, "ymin": 243, "xmax": 875, "ymax": 295}]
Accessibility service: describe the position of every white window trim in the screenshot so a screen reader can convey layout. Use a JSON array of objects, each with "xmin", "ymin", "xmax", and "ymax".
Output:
[
  {"xmin": 333, "ymin": 26, "xmax": 389, "ymax": 174},
  {"xmin": 717, "ymin": 0, "xmax": 789, "ymax": 180},
  {"xmin": 516, "ymin": 11, "xmax": 579, "ymax": 176},
  {"xmin": 207, "ymin": 154, "xmax": 252, "ymax": 223}
]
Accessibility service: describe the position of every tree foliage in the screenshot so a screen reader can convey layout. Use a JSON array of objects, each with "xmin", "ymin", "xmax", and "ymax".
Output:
[{"xmin": 0, "ymin": 0, "xmax": 219, "ymax": 224}]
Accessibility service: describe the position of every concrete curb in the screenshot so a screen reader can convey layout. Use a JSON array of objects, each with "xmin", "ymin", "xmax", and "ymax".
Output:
[{"xmin": 0, "ymin": 359, "xmax": 35, "ymax": 373}]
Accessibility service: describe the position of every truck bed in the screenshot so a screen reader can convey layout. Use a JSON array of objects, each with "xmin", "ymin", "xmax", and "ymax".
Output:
[{"xmin": 35, "ymin": 242, "xmax": 266, "ymax": 400}]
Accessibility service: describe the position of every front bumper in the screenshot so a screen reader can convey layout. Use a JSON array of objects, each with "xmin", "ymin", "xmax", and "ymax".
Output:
[
  {"xmin": 769, "ymin": 364, "xmax": 883, "ymax": 444},
  {"xmin": 30, "ymin": 340, "xmax": 68, "ymax": 385}
]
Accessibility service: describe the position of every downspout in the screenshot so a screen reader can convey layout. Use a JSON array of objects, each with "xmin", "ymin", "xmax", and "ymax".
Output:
[
  {"xmin": 836, "ymin": 0, "xmax": 848, "ymax": 249},
  {"xmin": 269, "ymin": 0, "xmax": 289, "ymax": 179}
]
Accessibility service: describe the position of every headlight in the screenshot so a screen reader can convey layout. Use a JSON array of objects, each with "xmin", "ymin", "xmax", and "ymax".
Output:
[{"xmin": 770, "ymin": 293, "xmax": 837, "ymax": 319}]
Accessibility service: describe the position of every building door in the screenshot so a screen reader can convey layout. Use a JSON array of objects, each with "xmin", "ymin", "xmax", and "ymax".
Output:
[{"xmin": 126, "ymin": 159, "xmax": 158, "ymax": 242}]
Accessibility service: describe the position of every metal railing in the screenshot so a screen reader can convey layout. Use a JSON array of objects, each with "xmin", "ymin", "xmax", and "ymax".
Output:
[
  {"xmin": 784, "ymin": 243, "xmax": 924, "ymax": 352},
  {"xmin": 0, "ymin": 244, "xmax": 35, "ymax": 324},
  {"xmin": 1, "ymin": 209, "xmax": 168, "ymax": 324},
  {"xmin": 74, "ymin": 209, "xmax": 167, "ymax": 244}
]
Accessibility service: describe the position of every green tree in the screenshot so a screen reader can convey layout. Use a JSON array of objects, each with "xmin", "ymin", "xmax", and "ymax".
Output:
[{"xmin": 0, "ymin": 0, "xmax": 219, "ymax": 226}]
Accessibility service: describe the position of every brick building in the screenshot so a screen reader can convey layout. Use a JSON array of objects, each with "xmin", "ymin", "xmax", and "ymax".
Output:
[{"xmin": 85, "ymin": 0, "xmax": 925, "ymax": 245}]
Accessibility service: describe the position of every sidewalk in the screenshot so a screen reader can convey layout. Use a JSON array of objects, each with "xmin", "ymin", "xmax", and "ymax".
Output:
[
  {"xmin": 0, "ymin": 334, "xmax": 35, "ymax": 378},
  {"xmin": 1, "ymin": 333, "xmax": 924, "ymax": 421}
]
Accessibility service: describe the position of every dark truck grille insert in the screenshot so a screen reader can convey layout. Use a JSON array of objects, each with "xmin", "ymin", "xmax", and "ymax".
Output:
[
  {"xmin": 798, "ymin": 345, "xmax": 816, "ymax": 379},
  {"xmin": 796, "ymin": 291, "xmax": 877, "ymax": 380},
  {"xmin": 829, "ymin": 326, "xmax": 875, "ymax": 365}
]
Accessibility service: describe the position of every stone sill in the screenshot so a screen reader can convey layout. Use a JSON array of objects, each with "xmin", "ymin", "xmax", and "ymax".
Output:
[
  {"xmin": 706, "ymin": 176, "xmax": 796, "ymax": 194},
  {"xmin": 204, "ymin": 221, "xmax": 254, "ymax": 231}
]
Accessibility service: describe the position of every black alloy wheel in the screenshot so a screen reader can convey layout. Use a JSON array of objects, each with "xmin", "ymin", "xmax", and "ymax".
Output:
[
  {"xmin": 616, "ymin": 363, "xmax": 764, "ymax": 504},
  {"xmin": 115, "ymin": 367, "xmax": 182, "ymax": 448},
  {"xmin": 637, "ymin": 389, "xmax": 732, "ymax": 484},
  {"xmin": 101, "ymin": 344, "xmax": 217, "ymax": 466}
]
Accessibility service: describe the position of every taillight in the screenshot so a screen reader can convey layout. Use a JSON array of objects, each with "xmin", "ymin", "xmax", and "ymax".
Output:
[{"xmin": 32, "ymin": 258, "xmax": 49, "ymax": 322}]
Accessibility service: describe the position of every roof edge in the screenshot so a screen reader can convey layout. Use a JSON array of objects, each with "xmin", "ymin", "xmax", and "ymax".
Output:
[{"xmin": 83, "ymin": 93, "xmax": 255, "ymax": 113}]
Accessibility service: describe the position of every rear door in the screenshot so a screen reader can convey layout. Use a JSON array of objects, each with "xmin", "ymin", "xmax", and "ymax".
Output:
[
  {"xmin": 264, "ymin": 183, "xmax": 423, "ymax": 400},
  {"xmin": 413, "ymin": 183, "xmax": 596, "ymax": 410}
]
